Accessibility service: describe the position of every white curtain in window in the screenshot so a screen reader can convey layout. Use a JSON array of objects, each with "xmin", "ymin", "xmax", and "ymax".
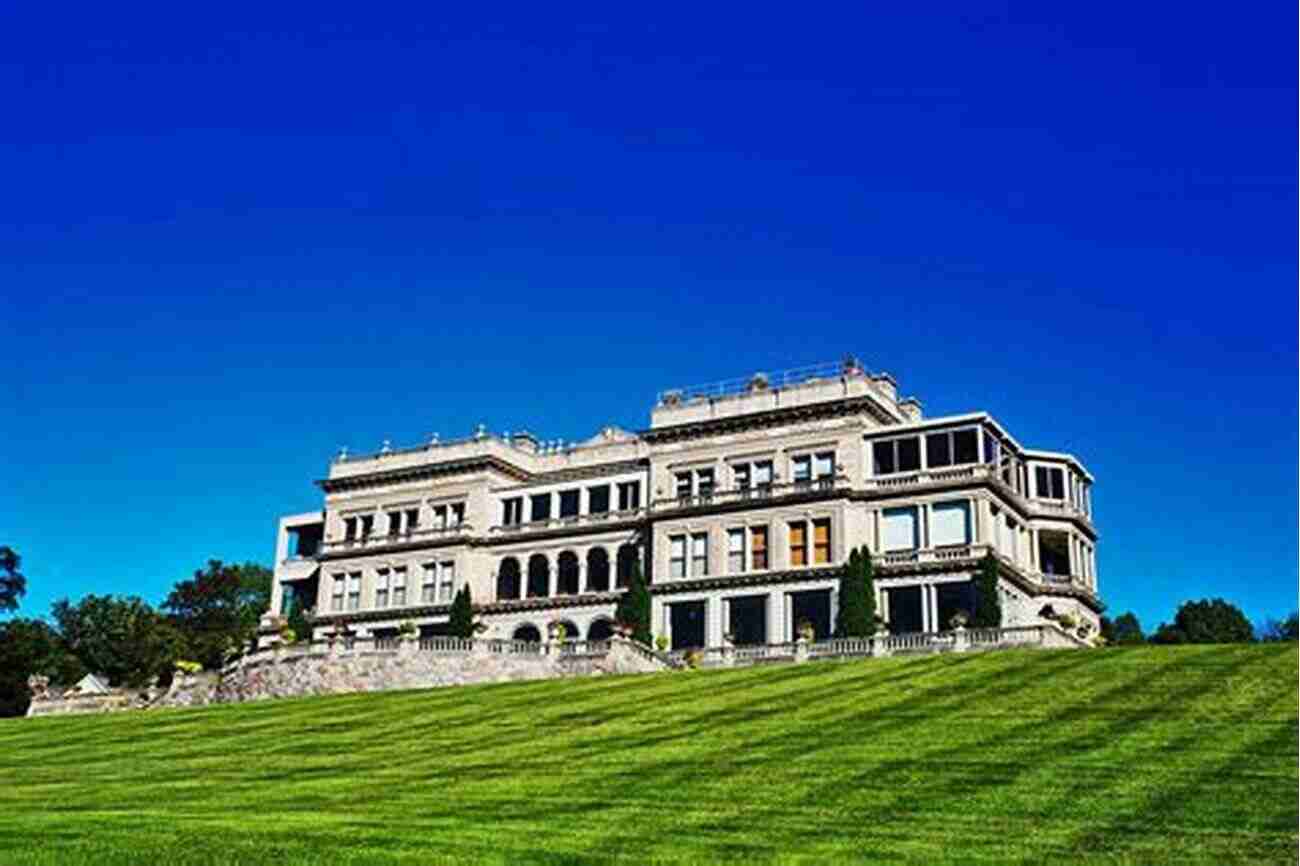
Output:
[
  {"xmin": 814, "ymin": 453, "xmax": 834, "ymax": 478},
  {"xmin": 931, "ymin": 501, "xmax": 970, "ymax": 547},
  {"xmin": 882, "ymin": 507, "xmax": 917, "ymax": 551}
]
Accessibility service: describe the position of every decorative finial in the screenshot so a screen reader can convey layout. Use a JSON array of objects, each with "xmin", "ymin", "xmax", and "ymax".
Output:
[
  {"xmin": 475, "ymin": 423, "xmax": 487, "ymax": 440},
  {"xmin": 336, "ymin": 446, "xmax": 349, "ymax": 462},
  {"xmin": 429, "ymin": 432, "xmax": 440, "ymax": 446},
  {"xmin": 380, "ymin": 439, "xmax": 392, "ymax": 454}
]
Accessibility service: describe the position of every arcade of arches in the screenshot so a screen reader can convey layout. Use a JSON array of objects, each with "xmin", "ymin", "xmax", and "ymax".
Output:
[{"xmin": 495, "ymin": 544, "xmax": 641, "ymax": 601}]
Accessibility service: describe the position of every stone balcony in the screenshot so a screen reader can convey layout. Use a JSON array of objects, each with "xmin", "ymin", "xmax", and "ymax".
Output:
[
  {"xmin": 319, "ymin": 524, "xmax": 473, "ymax": 557},
  {"xmin": 652, "ymin": 476, "xmax": 849, "ymax": 514},
  {"xmin": 488, "ymin": 507, "xmax": 648, "ymax": 536},
  {"xmin": 864, "ymin": 464, "xmax": 1094, "ymax": 530}
]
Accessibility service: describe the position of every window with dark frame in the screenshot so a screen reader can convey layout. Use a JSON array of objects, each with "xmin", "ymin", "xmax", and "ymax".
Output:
[
  {"xmin": 558, "ymin": 489, "xmax": 580, "ymax": 519},
  {"xmin": 588, "ymin": 485, "xmax": 610, "ymax": 514}
]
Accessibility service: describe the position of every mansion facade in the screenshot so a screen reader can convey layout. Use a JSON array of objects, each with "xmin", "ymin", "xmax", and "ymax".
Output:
[{"xmin": 264, "ymin": 359, "xmax": 1101, "ymax": 650}]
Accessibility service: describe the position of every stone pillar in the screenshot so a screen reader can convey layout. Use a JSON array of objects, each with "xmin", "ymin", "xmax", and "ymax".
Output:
[
  {"xmin": 794, "ymin": 638, "xmax": 809, "ymax": 664},
  {"xmin": 707, "ymin": 595, "xmax": 724, "ymax": 648},
  {"xmin": 920, "ymin": 584, "xmax": 931, "ymax": 632},
  {"xmin": 953, "ymin": 625, "xmax": 968, "ymax": 653}
]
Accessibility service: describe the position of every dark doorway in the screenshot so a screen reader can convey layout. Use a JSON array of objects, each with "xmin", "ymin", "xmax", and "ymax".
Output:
[
  {"xmin": 587, "ymin": 619, "xmax": 614, "ymax": 641},
  {"xmin": 513, "ymin": 624, "xmax": 542, "ymax": 643},
  {"xmin": 670, "ymin": 601, "xmax": 706, "ymax": 650},
  {"xmin": 887, "ymin": 586, "xmax": 924, "ymax": 634},
  {"xmin": 936, "ymin": 582, "xmax": 977, "ymax": 631},
  {"xmin": 790, "ymin": 590, "xmax": 832, "ymax": 641},
  {"xmin": 728, "ymin": 595, "xmax": 768, "ymax": 645}
]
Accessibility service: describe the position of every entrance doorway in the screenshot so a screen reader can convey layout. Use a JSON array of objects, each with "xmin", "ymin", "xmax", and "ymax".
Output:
[
  {"xmin": 727, "ymin": 595, "xmax": 768, "ymax": 645},
  {"xmin": 789, "ymin": 589, "xmax": 831, "ymax": 641},
  {"xmin": 936, "ymin": 582, "xmax": 977, "ymax": 631},
  {"xmin": 670, "ymin": 601, "xmax": 706, "ymax": 650},
  {"xmin": 887, "ymin": 586, "xmax": 924, "ymax": 634}
]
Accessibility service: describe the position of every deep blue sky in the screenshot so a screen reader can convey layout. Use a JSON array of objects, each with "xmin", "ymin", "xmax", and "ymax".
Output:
[{"xmin": 2, "ymin": 4, "xmax": 1295, "ymax": 632}]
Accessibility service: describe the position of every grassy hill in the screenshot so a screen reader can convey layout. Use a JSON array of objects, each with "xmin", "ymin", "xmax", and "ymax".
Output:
[{"xmin": 0, "ymin": 644, "xmax": 1295, "ymax": 865}]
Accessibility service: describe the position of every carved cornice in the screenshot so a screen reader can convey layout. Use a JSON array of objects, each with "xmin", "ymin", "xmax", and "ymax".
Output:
[
  {"xmin": 640, "ymin": 395, "xmax": 897, "ymax": 445},
  {"xmin": 519, "ymin": 459, "xmax": 648, "ymax": 486},
  {"xmin": 318, "ymin": 455, "xmax": 531, "ymax": 494}
]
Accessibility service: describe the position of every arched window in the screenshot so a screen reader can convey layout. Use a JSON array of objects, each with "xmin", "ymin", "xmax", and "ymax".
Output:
[
  {"xmin": 496, "ymin": 557, "xmax": 521, "ymax": 601},
  {"xmin": 616, "ymin": 544, "xmax": 639, "ymax": 588},
  {"xmin": 587, "ymin": 618, "xmax": 614, "ymax": 641},
  {"xmin": 527, "ymin": 554, "xmax": 550, "ymax": 598},
  {"xmin": 586, "ymin": 548, "xmax": 610, "ymax": 592},
  {"xmin": 554, "ymin": 619, "xmax": 580, "ymax": 641},
  {"xmin": 556, "ymin": 551, "xmax": 580, "ymax": 595},
  {"xmin": 513, "ymin": 623, "xmax": 541, "ymax": 643}
]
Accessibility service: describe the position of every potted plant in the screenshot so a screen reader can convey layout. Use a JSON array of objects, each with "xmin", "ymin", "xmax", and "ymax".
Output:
[
  {"xmin": 654, "ymin": 634, "xmax": 670, "ymax": 653},
  {"xmin": 398, "ymin": 620, "xmax": 418, "ymax": 638},
  {"xmin": 796, "ymin": 619, "xmax": 815, "ymax": 643},
  {"xmin": 948, "ymin": 610, "xmax": 969, "ymax": 630}
]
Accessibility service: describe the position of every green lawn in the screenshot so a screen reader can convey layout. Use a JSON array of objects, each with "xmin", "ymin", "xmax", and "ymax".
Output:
[{"xmin": 0, "ymin": 644, "xmax": 1295, "ymax": 865}]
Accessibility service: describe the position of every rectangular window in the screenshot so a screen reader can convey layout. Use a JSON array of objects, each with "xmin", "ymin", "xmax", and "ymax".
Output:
[
  {"xmin": 898, "ymin": 437, "xmax": 921, "ymax": 471},
  {"xmin": 882, "ymin": 507, "xmax": 918, "ymax": 551},
  {"xmin": 331, "ymin": 574, "xmax": 345, "ymax": 611},
  {"xmin": 813, "ymin": 519, "xmax": 831, "ymax": 564},
  {"xmin": 346, "ymin": 572, "xmax": 361, "ymax": 611},
  {"xmin": 387, "ymin": 511, "xmax": 402, "ymax": 536},
  {"xmin": 558, "ymin": 489, "xmax": 580, "ymax": 519},
  {"xmin": 375, "ymin": 569, "xmax": 390, "ymax": 608},
  {"xmin": 588, "ymin": 485, "xmax": 610, "ymax": 514},
  {"xmin": 691, "ymin": 532, "xmax": 708, "ymax": 576},
  {"xmin": 405, "ymin": 508, "xmax": 420, "ymax": 532},
  {"xmin": 931, "ymin": 501, "xmax": 971, "ymax": 547},
  {"xmin": 926, "ymin": 433, "xmax": 952, "ymax": 468},
  {"xmin": 392, "ymin": 567, "xmax": 407, "ymax": 606},
  {"xmin": 1035, "ymin": 466, "xmax": 1066, "ymax": 499},
  {"xmin": 359, "ymin": 515, "xmax": 374, "ymax": 539},
  {"xmin": 438, "ymin": 562, "xmax": 455, "ymax": 603},
  {"xmin": 669, "ymin": 535, "xmax": 686, "ymax": 579},
  {"xmin": 814, "ymin": 452, "xmax": 834, "ymax": 479},
  {"xmin": 792, "ymin": 455, "xmax": 812, "ymax": 483},
  {"xmin": 696, "ymin": 468, "xmax": 715, "ymax": 498},
  {"xmin": 421, "ymin": 563, "xmax": 436, "ymax": 602},
  {"xmin": 750, "ymin": 526, "xmax": 768, "ymax": 570},
  {"xmin": 503, "ymin": 498, "xmax": 523, "ymax": 526},
  {"xmin": 733, "ymin": 463, "xmax": 750, "ymax": 489},
  {"xmin": 984, "ymin": 432, "xmax": 999, "ymax": 466},
  {"xmin": 451, "ymin": 503, "xmax": 464, "ymax": 526},
  {"xmin": 675, "ymin": 472, "xmax": 693, "ymax": 499},
  {"xmin": 433, "ymin": 505, "xmax": 448, "ymax": 529},
  {"xmin": 872, "ymin": 441, "xmax": 895, "ymax": 475},
  {"xmin": 754, "ymin": 461, "xmax": 773, "ymax": 487},
  {"xmin": 952, "ymin": 429, "xmax": 979, "ymax": 464},
  {"xmin": 530, "ymin": 493, "xmax": 551, "ymax": 522},
  {"xmin": 789, "ymin": 523, "xmax": 807, "ymax": 566},
  {"xmin": 728, "ymin": 528, "xmax": 745, "ymax": 573},
  {"xmin": 618, "ymin": 481, "xmax": 641, "ymax": 511},
  {"xmin": 343, "ymin": 517, "xmax": 357, "ymax": 541}
]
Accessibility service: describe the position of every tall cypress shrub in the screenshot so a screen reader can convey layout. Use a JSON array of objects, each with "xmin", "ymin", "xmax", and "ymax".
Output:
[
  {"xmin": 834, "ymin": 546, "xmax": 877, "ymax": 637},
  {"xmin": 971, "ymin": 553, "xmax": 1002, "ymax": 628},
  {"xmin": 614, "ymin": 561, "xmax": 652, "ymax": 646},
  {"xmin": 448, "ymin": 585, "xmax": 475, "ymax": 638}
]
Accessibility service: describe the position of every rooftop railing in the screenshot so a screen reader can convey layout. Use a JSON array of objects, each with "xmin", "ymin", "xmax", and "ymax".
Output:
[{"xmin": 656, "ymin": 357, "xmax": 876, "ymax": 405}]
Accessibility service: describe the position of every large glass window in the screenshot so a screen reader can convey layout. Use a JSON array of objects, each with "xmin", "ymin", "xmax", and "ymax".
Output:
[
  {"xmin": 346, "ymin": 572, "xmax": 361, "ymax": 610},
  {"xmin": 881, "ymin": 507, "xmax": 918, "ymax": 551},
  {"xmin": 374, "ymin": 569, "xmax": 390, "ymax": 608},
  {"xmin": 530, "ymin": 494, "xmax": 551, "ymax": 522},
  {"xmin": 727, "ymin": 529, "xmax": 745, "ymax": 573},
  {"xmin": 424, "ymin": 563, "xmax": 438, "ymax": 602},
  {"xmin": 1035, "ymin": 466, "xmax": 1066, "ymax": 499},
  {"xmin": 696, "ymin": 468, "xmax": 715, "ymax": 497},
  {"xmin": 675, "ymin": 472, "xmax": 693, "ymax": 499},
  {"xmin": 754, "ymin": 461, "xmax": 773, "ymax": 487},
  {"xmin": 926, "ymin": 433, "xmax": 951, "ymax": 468},
  {"xmin": 438, "ymin": 562, "xmax": 455, "ymax": 602},
  {"xmin": 926, "ymin": 429, "xmax": 979, "ymax": 469},
  {"xmin": 872, "ymin": 437, "xmax": 922, "ymax": 475},
  {"xmin": 502, "ymin": 497, "xmax": 523, "ymax": 526},
  {"xmin": 750, "ymin": 526, "xmax": 768, "ymax": 570},
  {"xmin": 669, "ymin": 535, "xmax": 686, "ymax": 579},
  {"xmin": 588, "ymin": 485, "xmax": 610, "ymax": 514},
  {"xmin": 386, "ymin": 511, "xmax": 402, "ymax": 537},
  {"xmin": 618, "ymin": 481, "xmax": 640, "ymax": 511},
  {"xmin": 733, "ymin": 463, "xmax": 750, "ymax": 489},
  {"xmin": 558, "ymin": 489, "xmax": 579, "ymax": 519},
  {"xmin": 812, "ymin": 519, "xmax": 831, "ymax": 564},
  {"xmin": 691, "ymin": 533, "xmax": 709, "ymax": 576},
  {"xmin": 931, "ymin": 501, "xmax": 971, "ymax": 547},
  {"xmin": 789, "ymin": 523, "xmax": 808, "ymax": 566},
  {"xmin": 814, "ymin": 452, "xmax": 835, "ymax": 479},
  {"xmin": 792, "ymin": 456, "xmax": 812, "ymax": 483},
  {"xmin": 331, "ymin": 574, "xmax": 345, "ymax": 611}
]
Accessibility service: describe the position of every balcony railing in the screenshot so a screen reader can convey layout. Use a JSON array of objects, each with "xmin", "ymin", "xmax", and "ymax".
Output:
[
  {"xmin": 490, "ymin": 507, "xmax": 648, "ymax": 534},
  {"xmin": 867, "ymin": 465, "xmax": 1094, "ymax": 527},
  {"xmin": 653, "ymin": 476, "xmax": 847, "ymax": 512},
  {"xmin": 321, "ymin": 523, "xmax": 472, "ymax": 554}
]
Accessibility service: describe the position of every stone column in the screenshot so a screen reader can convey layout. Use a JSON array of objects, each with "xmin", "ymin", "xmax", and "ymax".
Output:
[{"xmin": 707, "ymin": 595, "xmax": 723, "ymax": 648}]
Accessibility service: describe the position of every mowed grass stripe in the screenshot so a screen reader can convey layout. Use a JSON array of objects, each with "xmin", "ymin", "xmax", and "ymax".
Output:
[{"xmin": 0, "ymin": 644, "xmax": 1294, "ymax": 865}]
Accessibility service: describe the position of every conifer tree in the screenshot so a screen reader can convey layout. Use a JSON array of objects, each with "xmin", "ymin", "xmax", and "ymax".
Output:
[
  {"xmin": 448, "ymin": 585, "xmax": 475, "ymax": 638},
  {"xmin": 834, "ymin": 546, "xmax": 877, "ymax": 637},
  {"xmin": 614, "ymin": 560, "xmax": 652, "ymax": 646},
  {"xmin": 971, "ymin": 553, "xmax": 1002, "ymax": 628}
]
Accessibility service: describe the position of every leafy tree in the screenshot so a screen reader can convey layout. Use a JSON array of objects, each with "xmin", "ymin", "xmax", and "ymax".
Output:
[
  {"xmin": 1111, "ymin": 612, "xmax": 1145, "ymax": 645},
  {"xmin": 0, "ymin": 546, "xmax": 26, "ymax": 613},
  {"xmin": 0, "ymin": 618, "xmax": 87, "ymax": 717},
  {"xmin": 1257, "ymin": 612, "xmax": 1299, "ymax": 643},
  {"xmin": 161, "ymin": 561, "xmax": 273, "ymax": 668},
  {"xmin": 448, "ymin": 585, "xmax": 475, "ymax": 638},
  {"xmin": 1150, "ymin": 598, "xmax": 1255, "ymax": 645},
  {"xmin": 834, "ymin": 546, "xmax": 876, "ymax": 637},
  {"xmin": 970, "ymin": 553, "xmax": 1002, "ymax": 628},
  {"xmin": 50, "ymin": 595, "xmax": 185, "ymax": 687},
  {"xmin": 614, "ymin": 560, "xmax": 652, "ymax": 646}
]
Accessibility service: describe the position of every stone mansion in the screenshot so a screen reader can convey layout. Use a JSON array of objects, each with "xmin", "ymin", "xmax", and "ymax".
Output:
[{"xmin": 263, "ymin": 359, "xmax": 1101, "ymax": 651}]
